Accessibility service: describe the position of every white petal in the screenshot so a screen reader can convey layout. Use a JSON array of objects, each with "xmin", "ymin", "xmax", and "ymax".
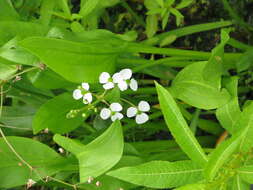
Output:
[
  {"xmin": 81, "ymin": 82, "xmax": 89, "ymax": 90},
  {"xmin": 136, "ymin": 113, "xmax": 149, "ymax": 124},
  {"xmin": 138, "ymin": 101, "xmax": 150, "ymax": 112},
  {"xmin": 103, "ymin": 82, "xmax": 114, "ymax": 90},
  {"xmin": 120, "ymin": 68, "xmax": 132, "ymax": 80},
  {"xmin": 73, "ymin": 89, "xmax": 83, "ymax": 100},
  {"xmin": 111, "ymin": 112, "xmax": 123, "ymax": 121},
  {"xmin": 118, "ymin": 81, "xmax": 128, "ymax": 91},
  {"xmin": 112, "ymin": 73, "xmax": 123, "ymax": 83},
  {"xmin": 100, "ymin": 108, "xmax": 111, "ymax": 120},
  {"xmin": 129, "ymin": 78, "xmax": 138, "ymax": 91},
  {"xmin": 99, "ymin": 72, "xmax": 110, "ymax": 84},
  {"xmin": 83, "ymin": 93, "xmax": 92, "ymax": 104},
  {"xmin": 110, "ymin": 102, "xmax": 122, "ymax": 112},
  {"xmin": 127, "ymin": 107, "xmax": 137, "ymax": 118}
]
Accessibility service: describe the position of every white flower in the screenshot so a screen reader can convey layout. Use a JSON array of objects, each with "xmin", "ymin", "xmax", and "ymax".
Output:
[
  {"xmin": 100, "ymin": 103, "xmax": 124, "ymax": 121},
  {"xmin": 117, "ymin": 69, "xmax": 138, "ymax": 91},
  {"xmin": 99, "ymin": 72, "xmax": 123, "ymax": 90},
  {"xmin": 73, "ymin": 82, "xmax": 92, "ymax": 104},
  {"xmin": 127, "ymin": 101, "xmax": 150, "ymax": 124}
]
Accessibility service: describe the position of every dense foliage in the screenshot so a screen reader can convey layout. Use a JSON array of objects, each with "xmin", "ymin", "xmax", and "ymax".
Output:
[{"xmin": 0, "ymin": 0, "xmax": 253, "ymax": 189}]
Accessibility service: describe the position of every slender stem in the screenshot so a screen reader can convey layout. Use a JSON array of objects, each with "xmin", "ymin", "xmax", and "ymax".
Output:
[
  {"xmin": 120, "ymin": 97, "xmax": 136, "ymax": 107},
  {"xmin": 7, "ymin": 67, "xmax": 39, "ymax": 81}
]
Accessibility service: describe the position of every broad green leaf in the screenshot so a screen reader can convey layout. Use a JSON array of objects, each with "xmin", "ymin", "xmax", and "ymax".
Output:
[
  {"xmin": 156, "ymin": 82, "xmax": 208, "ymax": 166},
  {"xmin": 0, "ymin": 37, "xmax": 38, "ymax": 66},
  {"xmin": 27, "ymin": 69, "xmax": 75, "ymax": 89},
  {"xmin": 19, "ymin": 37, "xmax": 128, "ymax": 83},
  {"xmin": 171, "ymin": 61, "xmax": 230, "ymax": 109},
  {"xmin": 155, "ymin": 0, "xmax": 164, "ymax": 7},
  {"xmin": 0, "ymin": 106, "xmax": 34, "ymax": 133},
  {"xmin": 0, "ymin": 0, "xmax": 19, "ymax": 21},
  {"xmin": 0, "ymin": 62, "xmax": 17, "ymax": 80},
  {"xmin": 33, "ymin": 93, "xmax": 84, "ymax": 134},
  {"xmin": 175, "ymin": 183, "xmax": 207, "ymax": 190},
  {"xmin": 107, "ymin": 160, "xmax": 203, "ymax": 189},
  {"xmin": 231, "ymin": 175, "xmax": 250, "ymax": 190},
  {"xmin": 204, "ymin": 133, "xmax": 241, "ymax": 181},
  {"xmin": 203, "ymin": 29, "xmax": 230, "ymax": 82},
  {"xmin": 146, "ymin": 15, "xmax": 158, "ymax": 38},
  {"xmin": 0, "ymin": 137, "xmax": 65, "ymax": 188},
  {"xmin": 216, "ymin": 77, "xmax": 241, "ymax": 133},
  {"xmin": 236, "ymin": 102, "xmax": 253, "ymax": 152},
  {"xmin": 237, "ymin": 165, "xmax": 253, "ymax": 184},
  {"xmin": 54, "ymin": 120, "xmax": 124, "ymax": 182},
  {"xmin": 0, "ymin": 21, "xmax": 47, "ymax": 46}
]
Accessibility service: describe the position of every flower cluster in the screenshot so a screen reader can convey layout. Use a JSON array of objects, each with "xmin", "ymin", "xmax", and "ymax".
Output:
[
  {"xmin": 72, "ymin": 68, "xmax": 150, "ymax": 124},
  {"xmin": 99, "ymin": 68, "xmax": 138, "ymax": 91},
  {"xmin": 100, "ymin": 101, "xmax": 150, "ymax": 124}
]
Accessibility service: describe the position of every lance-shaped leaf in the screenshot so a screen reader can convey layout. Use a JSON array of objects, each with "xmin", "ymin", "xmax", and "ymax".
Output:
[
  {"xmin": 236, "ymin": 102, "xmax": 253, "ymax": 152},
  {"xmin": 53, "ymin": 120, "xmax": 124, "ymax": 182},
  {"xmin": 19, "ymin": 37, "xmax": 128, "ymax": 83},
  {"xmin": 237, "ymin": 165, "xmax": 253, "ymax": 184},
  {"xmin": 155, "ymin": 82, "xmax": 208, "ymax": 166},
  {"xmin": 171, "ymin": 61, "xmax": 230, "ymax": 109},
  {"xmin": 107, "ymin": 160, "xmax": 203, "ymax": 189},
  {"xmin": 204, "ymin": 133, "xmax": 241, "ymax": 181},
  {"xmin": 0, "ymin": 137, "xmax": 66, "ymax": 188},
  {"xmin": 205, "ymin": 102, "xmax": 253, "ymax": 181},
  {"xmin": 216, "ymin": 77, "xmax": 241, "ymax": 134},
  {"xmin": 33, "ymin": 93, "xmax": 84, "ymax": 134}
]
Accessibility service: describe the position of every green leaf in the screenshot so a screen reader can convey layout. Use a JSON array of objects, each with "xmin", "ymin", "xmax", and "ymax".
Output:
[
  {"xmin": 0, "ymin": 106, "xmax": 34, "ymax": 133},
  {"xmin": 204, "ymin": 133, "xmax": 241, "ymax": 181},
  {"xmin": 19, "ymin": 37, "xmax": 127, "ymax": 83},
  {"xmin": 39, "ymin": 0, "xmax": 56, "ymax": 26},
  {"xmin": 155, "ymin": 0, "xmax": 164, "ymax": 7},
  {"xmin": 155, "ymin": 82, "xmax": 208, "ymax": 166},
  {"xmin": 231, "ymin": 175, "xmax": 251, "ymax": 190},
  {"xmin": 53, "ymin": 120, "xmax": 124, "ymax": 182},
  {"xmin": 146, "ymin": 15, "xmax": 158, "ymax": 38},
  {"xmin": 203, "ymin": 29, "xmax": 230, "ymax": 82},
  {"xmin": 0, "ymin": 136, "xmax": 65, "ymax": 188},
  {"xmin": 0, "ymin": 0, "xmax": 19, "ymax": 21},
  {"xmin": 236, "ymin": 48, "xmax": 253, "ymax": 72},
  {"xmin": 237, "ymin": 165, "xmax": 253, "ymax": 184},
  {"xmin": 107, "ymin": 160, "xmax": 203, "ymax": 189},
  {"xmin": 236, "ymin": 102, "xmax": 253, "ymax": 152},
  {"xmin": 0, "ymin": 37, "xmax": 38, "ymax": 66},
  {"xmin": 33, "ymin": 93, "xmax": 84, "ymax": 134},
  {"xmin": 171, "ymin": 61, "xmax": 230, "ymax": 109},
  {"xmin": 170, "ymin": 8, "xmax": 184, "ymax": 26},
  {"xmin": 175, "ymin": 183, "xmax": 207, "ymax": 190},
  {"xmin": 80, "ymin": 0, "xmax": 100, "ymax": 17},
  {"xmin": 0, "ymin": 62, "xmax": 17, "ymax": 80},
  {"xmin": 27, "ymin": 68, "xmax": 75, "ymax": 89},
  {"xmin": 0, "ymin": 21, "xmax": 47, "ymax": 46},
  {"xmin": 176, "ymin": 0, "xmax": 194, "ymax": 9},
  {"xmin": 216, "ymin": 77, "xmax": 241, "ymax": 133}
]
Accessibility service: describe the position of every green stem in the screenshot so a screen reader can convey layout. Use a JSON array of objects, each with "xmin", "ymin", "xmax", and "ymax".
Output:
[
  {"xmin": 189, "ymin": 108, "xmax": 201, "ymax": 135},
  {"xmin": 228, "ymin": 38, "xmax": 253, "ymax": 51}
]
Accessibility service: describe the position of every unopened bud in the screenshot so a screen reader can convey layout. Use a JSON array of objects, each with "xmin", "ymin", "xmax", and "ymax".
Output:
[
  {"xmin": 95, "ymin": 181, "xmax": 101, "ymax": 187},
  {"xmin": 27, "ymin": 179, "xmax": 36, "ymax": 189},
  {"xmin": 87, "ymin": 176, "xmax": 94, "ymax": 184}
]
